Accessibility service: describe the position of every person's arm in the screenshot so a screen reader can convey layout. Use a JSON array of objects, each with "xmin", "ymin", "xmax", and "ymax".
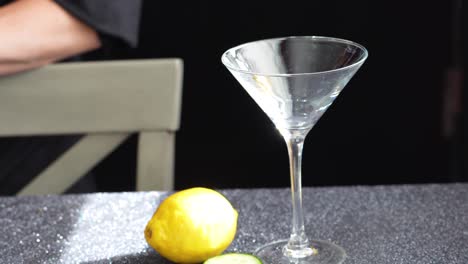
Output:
[{"xmin": 0, "ymin": 0, "xmax": 101, "ymax": 75}]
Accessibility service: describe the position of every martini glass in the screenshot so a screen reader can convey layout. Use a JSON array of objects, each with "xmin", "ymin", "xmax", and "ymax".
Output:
[{"xmin": 221, "ymin": 36, "xmax": 368, "ymax": 264}]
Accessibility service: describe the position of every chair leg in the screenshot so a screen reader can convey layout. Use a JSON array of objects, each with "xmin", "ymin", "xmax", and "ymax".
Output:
[{"xmin": 137, "ymin": 131, "xmax": 174, "ymax": 191}]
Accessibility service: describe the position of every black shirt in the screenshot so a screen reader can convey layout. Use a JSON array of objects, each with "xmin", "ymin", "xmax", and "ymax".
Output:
[
  {"xmin": 0, "ymin": 0, "xmax": 142, "ymax": 195},
  {"xmin": 54, "ymin": 0, "xmax": 141, "ymax": 48}
]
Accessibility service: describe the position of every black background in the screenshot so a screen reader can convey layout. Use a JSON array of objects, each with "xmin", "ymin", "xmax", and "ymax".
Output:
[{"xmin": 97, "ymin": 0, "xmax": 466, "ymax": 190}]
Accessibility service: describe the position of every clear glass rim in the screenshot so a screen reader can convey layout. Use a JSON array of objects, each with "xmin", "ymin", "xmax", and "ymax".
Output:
[{"xmin": 221, "ymin": 36, "xmax": 369, "ymax": 77}]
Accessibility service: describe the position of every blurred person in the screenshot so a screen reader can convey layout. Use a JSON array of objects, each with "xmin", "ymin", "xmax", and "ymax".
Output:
[{"xmin": 0, "ymin": 0, "xmax": 142, "ymax": 194}]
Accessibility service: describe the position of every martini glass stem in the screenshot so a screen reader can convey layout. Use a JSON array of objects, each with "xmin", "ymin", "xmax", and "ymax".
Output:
[{"xmin": 282, "ymin": 130, "xmax": 315, "ymax": 258}]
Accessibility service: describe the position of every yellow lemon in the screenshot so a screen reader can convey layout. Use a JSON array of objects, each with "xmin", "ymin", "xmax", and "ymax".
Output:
[{"xmin": 144, "ymin": 187, "xmax": 238, "ymax": 263}]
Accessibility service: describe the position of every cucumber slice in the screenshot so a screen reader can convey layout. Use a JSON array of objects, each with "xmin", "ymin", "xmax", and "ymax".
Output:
[{"xmin": 204, "ymin": 253, "xmax": 262, "ymax": 264}]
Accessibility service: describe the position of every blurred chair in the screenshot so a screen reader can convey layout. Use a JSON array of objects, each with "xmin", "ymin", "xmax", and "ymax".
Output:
[{"xmin": 0, "ymin": 59, "xmax": 183, "ymax": 195}]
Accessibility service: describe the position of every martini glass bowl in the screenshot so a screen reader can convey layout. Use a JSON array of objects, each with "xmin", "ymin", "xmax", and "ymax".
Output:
[{"xmin": 222, "ymin": 36, "xmax": 368, "ymax": 264}]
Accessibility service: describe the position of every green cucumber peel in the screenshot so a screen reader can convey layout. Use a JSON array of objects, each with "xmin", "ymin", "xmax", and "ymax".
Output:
[{"xmin": 204, "ymin": 253, "xmax": 262, "ymax": 264}]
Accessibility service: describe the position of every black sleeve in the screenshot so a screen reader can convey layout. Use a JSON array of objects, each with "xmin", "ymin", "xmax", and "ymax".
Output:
[{"xmin": 53, "ymin": 0, "xmax": 143, "ymax": 48}]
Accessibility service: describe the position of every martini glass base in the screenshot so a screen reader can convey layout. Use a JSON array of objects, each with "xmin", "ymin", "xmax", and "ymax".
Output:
[{"xmin": 254, "ymin": 239, "xmax": 346, "ymax": 264}]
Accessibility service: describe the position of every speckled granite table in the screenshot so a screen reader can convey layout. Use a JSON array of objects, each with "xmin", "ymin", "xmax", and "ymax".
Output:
[{"xmin": 0, "ymin": 183, "xmax": 467, "ymax": 264}]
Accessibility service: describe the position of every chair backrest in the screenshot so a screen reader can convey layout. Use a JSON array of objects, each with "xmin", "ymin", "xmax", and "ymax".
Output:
[{"xmin": 0, "ymin": 59, "xmax": 183, "ymax": 195}]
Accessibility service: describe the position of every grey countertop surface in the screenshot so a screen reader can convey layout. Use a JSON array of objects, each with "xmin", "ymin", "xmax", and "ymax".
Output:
[{"xmin": 0, "ymin": 183, "xmax": 467, "ymax": 263}]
